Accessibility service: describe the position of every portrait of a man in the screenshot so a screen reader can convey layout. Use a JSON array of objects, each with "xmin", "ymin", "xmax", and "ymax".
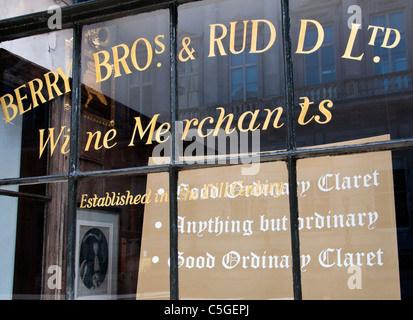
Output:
[{"xmin": 79, "ymin": 228, "xmax": 109, "ymax": 290}]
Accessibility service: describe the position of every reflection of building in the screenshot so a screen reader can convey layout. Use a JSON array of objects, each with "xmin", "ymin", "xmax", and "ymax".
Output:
[
  {"xmin": 177, "ymin": 0, "xmax": 413, "ymax": 298},
  {"xmin": 0, "ymin": 0, "xmax": 413, "ymax": 300},
  {"xmin": 291, "ymin": 0, "xmax": 413, "ymax": 144},
  {"xmin": 289, "ymin": 0, "xmax": 413, "ymax": 299},
  {"xmin": 0, "ymin": 46, "xmax": 158, "ymax": 298}
]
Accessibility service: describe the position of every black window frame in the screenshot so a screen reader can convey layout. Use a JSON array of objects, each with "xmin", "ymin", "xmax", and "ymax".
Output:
[{"xmin": 0, "ymin": 0, "xmax": 413, "ymax": 300}]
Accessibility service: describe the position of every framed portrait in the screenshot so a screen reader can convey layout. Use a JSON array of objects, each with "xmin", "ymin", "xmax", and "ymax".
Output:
[{"xmin": 75, "ymin": 210, "xmax": 119, "ymax": 300}]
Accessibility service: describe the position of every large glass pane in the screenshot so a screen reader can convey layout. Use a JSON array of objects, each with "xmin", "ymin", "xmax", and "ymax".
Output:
[
  {"xmin": 80, "ymin": 10, "xmax": 170, "ymax": 171},
  {"xmin": 178, "ymin": 162, "xmax": 293, "ymax": 299},
  {"xmin": 291, "ymin": 0, "xmax": 413, "ymax": 148},
  {"xmin": 0, "ymin": 30, "xmax": 73, "ymax": 179},
  {"xmin": 0, "ymin": 182, "xmax": 68, "ymax": 300},
  {"xmin": 77, "ymin": 174, "xmax": 169, "ymax": 300},
  {"xmin": 297, "ymin": 136, "xmax": 402, "ymax": 299},
  {"xmin": 178, "ymin": 0, "xmax": 286, "ymax": 166},
  {"xmin": 392, "ymin": 147, "xmax": 413, "ymax": 299}
]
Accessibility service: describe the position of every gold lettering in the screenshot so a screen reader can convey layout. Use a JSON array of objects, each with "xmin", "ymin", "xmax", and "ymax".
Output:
[
  {"xmin": 39, "ymin": 126, "xmax": 67, "ymax": 158},
  {"xmin": 214, "ymin": 107, "xmax": 236, "ymax": 136},
  {"xmin": 131, "ymin": 38, "xmax": 153, "ymax": 71},
  {"xmin": 229, "ymin": 20, "xmax": 248, "ymax": 54},
  {"xmin": 382, "ymin": 28, "xmax": 401, "ymax": 49},
  {"xmin": 155, "ymin": 122, "xmax": 171, "ymax": 143},
  {"xmin": 209, "ymin": 23, "xmax": 228, "ymax": 57},
  {"xmin": 85, "ymin": 128, "xmax": 118, "ymax": 151},
  {"xmin": 263, "ymin": 107, "xmax": 284, "ymax": 129},
  {"xmin": 85, "ymin": 131, "xmax": 103, "ymax": 151},
  {"xmin": 28, "ymin": 78, "xmax": 47, "ymax": 108},
  {"xmin": 2, "ymin": 64, "xmax": 72, "ymax": 123},
  {"xmin": 342, "ymin": 23, "xmax": 364, "ymax": 61},
  {"xmin": 182, "ymin": 118, "xmax": 199, "ymax": 140},
  {"xmin": 237, "ymin": 110, "xmax": 261, "ymax": 132},
  {"xmin": 14, "ymin": 84, "xmax": 31, "ymax": 115},
  {"xmin": 128, "ymin": 114, "xmax": 161, "ymax": 146},
  {"xmin": 298, "ymin": 97, "xmax": 315, "ymax": 125},
  {"xmin": 133, "ymin": 194, "xmax": 142, "ymax": 205},
  {"xmin": 315, "ymin": 99, "xmax": 334, "ymax": 124},
  {"xmin": 141, "ymin": 189, "xmax": 151, "ymax": 204},
  {"xmin": 155, "ymin": 35, "xmax": 166, "ymax": 54},
  {"xmin": 60, "ymin": 128, "xmax": 71, "ymax": 155},
  {"xmin": 112, "ymin": 44, "xmax": 132, "ymax": 78},
  {"xmin": 198, "ymin": 116, "xmax": 214, "ymax": 138},
  {"xmin": 367, "ymin": 25, "xmax": 385, "ymax": 46},
  {"xmin": 0, "ymin": 93, "xmax": 18, "ymax": 123},
  {"xmin": 44, "ymin": 70, "xmax": 63, "ymax": 100},
  {"xmin": 103, "ymin": 128, "xmax": 118, "ymax": 149},
  {"xmin": 155, "ymin": 190, "xmax": 168, "ymax": 203},
  {"xmin": 296, "ymin": 19, "xmax": 324, "ymax": 54},
  {"xmin": 250, "ymin": 19, "xmax": 276, "ymax": 54},
  {"xmin": 80, "ymin": 194, "xmax": 88, "ymax": 209},
  {"xmin": 56, "ymin": 62, "xmax": 72, "ymax": 94},
  {"xmin": 93, "ymin": 50, "xmax": 112, "ymax": 83}
]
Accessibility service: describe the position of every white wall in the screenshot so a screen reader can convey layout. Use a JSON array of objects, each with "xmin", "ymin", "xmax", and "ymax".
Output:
[
  {"xmin": 0, "ymin": 116, "xmax": 22, "ymax": 300},
  {"xmin": 0, "ymin": 0, "xmax": 71, "ymax": 21}
]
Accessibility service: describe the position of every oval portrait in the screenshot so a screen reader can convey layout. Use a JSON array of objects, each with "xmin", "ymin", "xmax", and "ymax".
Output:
[{"xmin": 79, "ymin": 228, "xmax": 109, "ymax": 289}]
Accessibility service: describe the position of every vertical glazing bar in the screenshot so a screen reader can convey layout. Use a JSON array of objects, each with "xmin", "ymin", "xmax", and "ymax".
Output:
[
  {"xmin": 287, "ymin": 156, "xmax": 302, "ymax": 299},
  {"xmin": 66, "ymin": 22, "xmax": 82, "ymax": 300},
  {"xmin": 169, "ymin": 2, "xmax": 179, "ymax": 300},
  {"xmin": 169, "ymin": 167, "xmax": 179, "ymax": 300},
  {"xmin": 282, "ymin": 0, "xmax": 295, "ymax": 151},
  {"xmin": 281, "ymin": 0, "xmax": 302, "ymax": 300}
]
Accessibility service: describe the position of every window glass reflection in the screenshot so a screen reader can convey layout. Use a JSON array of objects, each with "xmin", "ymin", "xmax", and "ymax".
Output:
[
  {"xmin": 80, "ymin": 10, "xmax": 170, "ymax": 171},
  {"xmin": 0, "ymin": 30, "xmax": 73, "ymax": 179},
  {"xmin": 178, "ymin": 162, "xmax": 293, "ymax": 300},
  {"xmin": 178, "ymin": 0, "xmax": 286, "ymax": 160},
  {"xmin": 297, "ymin": 136, "xmax": 400, "ymax": 299},
  {"xmin": 77, "ymin": 174, "xmax": 169, "ymax": 300},
  {"xmin": 291, "ymin": 0, "xmax": 413, "ymax": 148}
]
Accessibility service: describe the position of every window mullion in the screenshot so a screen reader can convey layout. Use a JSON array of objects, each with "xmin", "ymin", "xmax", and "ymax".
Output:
[
  {"xmin": 281, "ymin": 0, "xmax": 302, "ymax": 300},
  {"xmin": 65, "ymin": 22, "xmax": 83, "ymax": 301},
  {"xmin": 169, "ymin": 2, "xmax": 179, "ymax": 301}
]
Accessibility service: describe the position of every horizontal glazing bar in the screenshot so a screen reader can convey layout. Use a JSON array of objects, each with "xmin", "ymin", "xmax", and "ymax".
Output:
[
  {"xmin": 73, "ymin": 137, "xmax": 413, "ymax": 177},
  {"xmin": 0, "ymin": 189, "xmax": 53, "ymax": 202},
  {"xmin": 1, "ymin": 137, "xmax": 413, "ymax": 187},
  {"xmin": 0, "ymin": 174, "xmax": 69, "ymax": 187}
]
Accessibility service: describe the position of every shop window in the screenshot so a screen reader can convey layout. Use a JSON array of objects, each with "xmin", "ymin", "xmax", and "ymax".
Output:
[
  {"xmin": 80, "ymin": 11, "xmax": 170, "ymax": 171},
  {"xmin": 177, "ymin": 162, "xmax": 293, "ymax": 300},
  {"xmin": 298, "ymin": 143, "xmax": 401, "ymax": 299},
  {"xmin": 2, "ymin": 0, "xmax": 413, "ymax": 302}
]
